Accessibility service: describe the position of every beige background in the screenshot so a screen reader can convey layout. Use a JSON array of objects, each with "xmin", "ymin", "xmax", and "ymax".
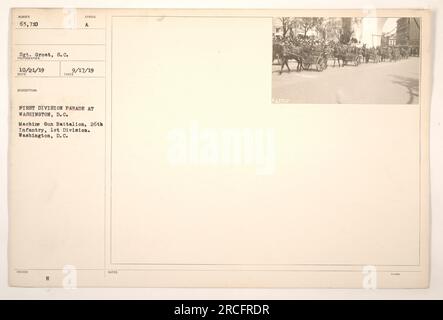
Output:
[
  {"xmin": 1, "ymin": 0, "xmax": 443, "ymax": 298},
  {"xmin": 111, "ymin": 16, "xmax": 419, "ymax": 266}
]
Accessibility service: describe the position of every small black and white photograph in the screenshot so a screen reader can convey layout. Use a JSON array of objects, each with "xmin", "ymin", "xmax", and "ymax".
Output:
[{"xmin": 272, "ymin": 17, "xmax": 421, "ymax": 104}]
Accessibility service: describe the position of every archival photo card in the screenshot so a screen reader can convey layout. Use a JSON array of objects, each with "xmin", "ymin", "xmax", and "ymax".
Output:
[{"xmin": 8, "ymin": 9, "xmax": 430, "ymax": 288}]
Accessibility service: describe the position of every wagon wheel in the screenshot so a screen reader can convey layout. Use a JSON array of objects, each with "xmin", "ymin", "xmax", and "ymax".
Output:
[
  {"xmin": 316, "ymin": 57, "xmax": 324, "ymax": 72},
  {"xmin": 323, "ymin": 57, "xmax": 328, "ymax": 70},
  {"xmin": 302, "ymin": 62, "xmax": 311, "ymax": 70},
  {"xmin": 354, "ymin": 56, "xmax": 359, "ymax": 66}
]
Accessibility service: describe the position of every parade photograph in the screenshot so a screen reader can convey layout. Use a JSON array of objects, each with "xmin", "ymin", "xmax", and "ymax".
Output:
[{"xmin": 272, "ymin": 17, "xmax": 421, "ymax": 104}]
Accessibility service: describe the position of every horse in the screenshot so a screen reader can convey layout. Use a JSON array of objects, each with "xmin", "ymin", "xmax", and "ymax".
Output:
[
  {"xmin": 279, "ymin": 45, "xmax": 303, "ymax": 74},
  {"xmin": 391, "ymin": 47, "xmax": 401, "ymax": 62},
  {"xmin": 400, "ymin": 47, "xmax": 409, "ymax": 59},
  {"xmin": 361, "ymin": 45, "xmax": 368, "ymax": 63},
  {"xmin": 331, "ymin": 45, "xmax": 346, "ymax": 67},
  {"xmin": 272, "ymin": 42, "xmax": 283, "ymax": 65},
  {"xmin": 322, "ymin": 45, "xmax": 335, "ymax": 67},
  {"xmin": 380, "ymin": 47, "xmax": 390, "ymax": 62},
  {"xmin": 365, "ymin": 47, "xmax": 380, "ymax": 63}
]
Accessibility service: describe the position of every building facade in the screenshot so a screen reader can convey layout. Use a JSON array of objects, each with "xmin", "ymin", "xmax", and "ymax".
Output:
[{"xmin": 396, "ymin": 17, "xmax": 420, "ymax": 54}]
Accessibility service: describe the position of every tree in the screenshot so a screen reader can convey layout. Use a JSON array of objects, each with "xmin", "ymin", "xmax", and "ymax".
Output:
[
  {"xmin": 315, "ymin": 19, "xmax": 327, "ymax": 40},
  {"xmin": 294, "ymin": 17, "xmax": 324, "ymax": 37},
  {"xmin": 279, "ymin": 17, "xmax": 291, "ymax": 39},
  {"xmin": 413, "ymin": 17, "xmax": 420, "ymax": 30},
  {"xmin": 322, "ymin": 18, "xmax": 344, "ymax": 42},
  {"xmin": 316, "ymin": 17, "xmax": 343, "ymax": 41},
  {"xmin": 339, "ymin": 18, "xmax": 352, "ymax": 44}
]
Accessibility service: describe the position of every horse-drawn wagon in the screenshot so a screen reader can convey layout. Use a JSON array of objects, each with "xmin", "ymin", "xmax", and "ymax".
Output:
[
  {"xmin": 340, "ymin": 50, "xmax": 361, "ymax": 66},
  {"xmin": 364, "ymin": 48, "xmax": 381, "ymax": 63},
  {"xmin": 300, "ymin": 47, "xmax": 329, "ymax": 71},
  {"xmin": 331, "ymin": 45, "xmax": 362, "ymax": 67},
  {"xmin": 277, "ymin": 43, "xmax": 329, "ymax": 74}
]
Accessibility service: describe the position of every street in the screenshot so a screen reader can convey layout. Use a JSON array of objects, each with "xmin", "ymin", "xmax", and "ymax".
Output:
[{"xmin": 272, "ymin": 57, "xmax": 420, "ymax": 104}]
